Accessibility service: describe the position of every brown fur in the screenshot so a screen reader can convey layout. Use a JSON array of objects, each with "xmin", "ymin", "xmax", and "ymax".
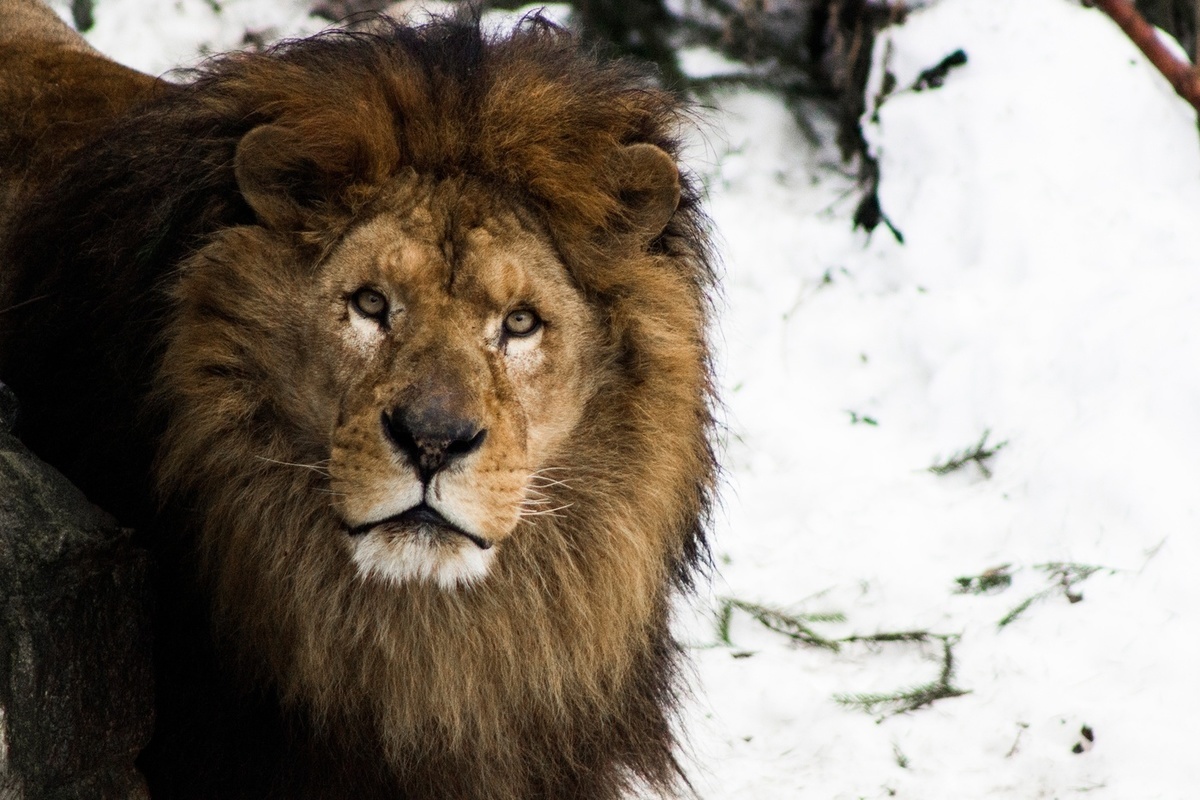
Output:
[
  {"xmin": 0, "ymin": 5, "xmax": 716, "ymax": 799},
  {"xmin": 0, "ymin": 1, "xmax": 161, "ymax": 233}
]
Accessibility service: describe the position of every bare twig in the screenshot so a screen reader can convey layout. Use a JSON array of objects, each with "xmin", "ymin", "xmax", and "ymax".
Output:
[{"xmin": 1093, "ymin": 0, "xmax": 1200, "ymax": 111}]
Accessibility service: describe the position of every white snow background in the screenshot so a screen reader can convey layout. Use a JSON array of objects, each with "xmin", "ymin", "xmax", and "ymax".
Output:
[{"xmin": 46, "ymin": 0, "xmax": 1200, "ymax": 796}]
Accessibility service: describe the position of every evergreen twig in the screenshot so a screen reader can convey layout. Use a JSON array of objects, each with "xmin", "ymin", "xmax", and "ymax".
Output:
[
  {"xmin": 833, "ymin": 634, "xmax": 970, "ymax": 716},
  {"xmin": 955, "ymin": 564, "xmax": 1013, "ymax": 594},
  {"xmin": 716, "ymin": 598, "xmax": 845, "ymax": 650},
  {"xmin": 998, "ymin": 561, "xmax": 1113, "ymax": 628},
  {"xmin": 717, "ymin": 599, "xmax": 969, "ymax": 717},
  {"xmin": 997, "ymin": 595, "xmax": 1038, "ymax": 629},
  {"xmin": 929, "ymin": 430, "xmax": 1007, "ymax": 479}
]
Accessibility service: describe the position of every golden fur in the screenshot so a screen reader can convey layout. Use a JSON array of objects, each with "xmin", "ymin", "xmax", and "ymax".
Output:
[{"xmin": 0, "ymin": 4, "xmax": 716, "ymax": 798}]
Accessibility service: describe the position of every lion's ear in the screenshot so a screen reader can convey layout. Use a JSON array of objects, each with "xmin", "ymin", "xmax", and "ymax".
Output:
[
  {"xmin": 611, "ymin": 143, "xmax": 681, "ymax": 243},
  {"xmin": 235, "ymin": 125, "xmax": 328, "ymax": 229}
]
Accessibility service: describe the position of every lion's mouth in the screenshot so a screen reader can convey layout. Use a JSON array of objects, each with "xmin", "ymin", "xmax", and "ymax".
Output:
[{"xmin": 346, "ymin": 503, "xmax": 494, "ymax": 550}]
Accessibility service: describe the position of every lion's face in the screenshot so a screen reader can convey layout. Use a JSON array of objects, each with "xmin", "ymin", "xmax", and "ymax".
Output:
[{"xmin": 308, "ymin": 180, "xmax": 600, "ymax": 588}]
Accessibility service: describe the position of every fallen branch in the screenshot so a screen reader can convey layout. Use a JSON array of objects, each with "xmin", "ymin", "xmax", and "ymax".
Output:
[
  {"xmin": 1092, "ymin": 0, "xmax": 1200, "ymax": 111},
  {"xmin": 716, "ymin": 599, "xmax": 970, "ymax": 717}
]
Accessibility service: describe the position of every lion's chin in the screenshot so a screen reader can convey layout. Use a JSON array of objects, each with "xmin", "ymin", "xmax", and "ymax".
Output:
[{"xmin": 348, "ymin": 524, "xmax": 497, "ymax": 590}]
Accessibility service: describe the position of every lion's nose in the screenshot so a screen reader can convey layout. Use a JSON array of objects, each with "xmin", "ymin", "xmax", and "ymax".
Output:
[{"xmin": 382, "ymin": 408, "xmax": 487, "ymax": 482}]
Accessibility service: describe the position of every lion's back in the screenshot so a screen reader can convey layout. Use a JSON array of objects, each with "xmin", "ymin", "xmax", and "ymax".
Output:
[{"xmin": 0, "ymin": 3, "xmax": 159, "ymax": 228}]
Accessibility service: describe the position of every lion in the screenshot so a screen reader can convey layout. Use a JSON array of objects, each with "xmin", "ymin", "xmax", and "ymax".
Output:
[{"xmin": 0, "ymin": 3, "xmax": 717, "ymax": 799}]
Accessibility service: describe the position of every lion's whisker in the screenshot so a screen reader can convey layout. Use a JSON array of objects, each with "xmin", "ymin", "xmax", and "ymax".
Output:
[
  {"xmin": 527, "ymin": 482, "xmax": 573, "ymax": 494},
  {"xmin": 527, "ymin": 478, "xmax": 572, "ymax": 489},
  {"xmin": 518, "ymin": 502, "xmax": 574, "ymax": 517},
  {"xmin": 529, "ymin": 468, "xmax": 570, "ymax": 478},
  {"xmin": 255, "ymin": 455, "xmax": 331, "ymax": 475}
]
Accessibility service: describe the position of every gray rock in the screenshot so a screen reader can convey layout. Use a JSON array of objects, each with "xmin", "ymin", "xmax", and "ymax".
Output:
[
  {"xmin": 0, "ymin": 383, "xmax": 16, "ymax": 434},
  {"xmin": 0, "ymin": 383, "xmax": 153, "ymax": 800}
]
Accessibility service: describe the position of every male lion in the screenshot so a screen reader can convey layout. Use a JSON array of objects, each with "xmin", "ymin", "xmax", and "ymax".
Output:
[{"xmin": 0, "ymin": 2, "xmax": 716, "ymax": 798}]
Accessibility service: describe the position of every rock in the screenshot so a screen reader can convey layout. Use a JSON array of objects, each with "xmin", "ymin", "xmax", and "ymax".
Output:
[
  {"xmin": 0, "ymin": 382, "xmax": 16, "ymax": 433},
  {"xmin": 0, "ymin": 382, "xmax": 153, "ymax": 799}
]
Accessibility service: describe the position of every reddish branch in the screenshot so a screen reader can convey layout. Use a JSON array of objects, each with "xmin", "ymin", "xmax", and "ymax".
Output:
[{"xmin": 1092, "ymin": 0, "xmax": 1200, "ymax": 112}]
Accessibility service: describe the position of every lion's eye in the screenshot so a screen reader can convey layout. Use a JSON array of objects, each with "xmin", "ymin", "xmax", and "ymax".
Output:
[
  {"xmin": 503, "ymin": 309, "xmax": 541, "ymax": 337},
  {"xmin": 351, "ymin": 287, "xmax": 388, "ymax": 320}
]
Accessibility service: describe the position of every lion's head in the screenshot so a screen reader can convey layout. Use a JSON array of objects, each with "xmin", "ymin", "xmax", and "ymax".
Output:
[
  {"xmin": 167, "ymin": 154, "xmax": 681, "ymax": 590},
  {"xmin": 1, "ymin": 11, "xmax": 715, "ymax": 799}
]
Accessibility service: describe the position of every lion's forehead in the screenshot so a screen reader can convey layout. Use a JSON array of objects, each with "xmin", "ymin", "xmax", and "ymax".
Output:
[{"xmin": 329, "ymin": 203, "xmax": 568, "ymax": 314}]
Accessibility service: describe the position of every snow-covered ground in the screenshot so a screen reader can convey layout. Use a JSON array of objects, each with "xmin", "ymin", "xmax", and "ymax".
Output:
[
  {"xmin": 682, "ymin": 1, "xmax": 1200, "ymax": 797},
  {"xmin": 55, "ymin": 0, "xmax": 1200, "ymax": 796}
]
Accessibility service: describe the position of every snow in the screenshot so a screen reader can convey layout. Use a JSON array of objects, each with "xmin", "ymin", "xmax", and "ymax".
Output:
[
  {"xmin": 56, "ymin": 0, "xmax": 326, "ymax": 73},
  {"xmin": 49, "ymin": 0, "xmax": 1200, "ymax": 796},
  {"xmin": 684, "ymin": 1, "xmax": 1200, "ymax": 796}
]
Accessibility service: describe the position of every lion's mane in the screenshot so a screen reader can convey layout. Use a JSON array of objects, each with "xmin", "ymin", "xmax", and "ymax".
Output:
[{"xmin": 0, "ymin": 13, "xmax": 716, "ymax": 800}]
